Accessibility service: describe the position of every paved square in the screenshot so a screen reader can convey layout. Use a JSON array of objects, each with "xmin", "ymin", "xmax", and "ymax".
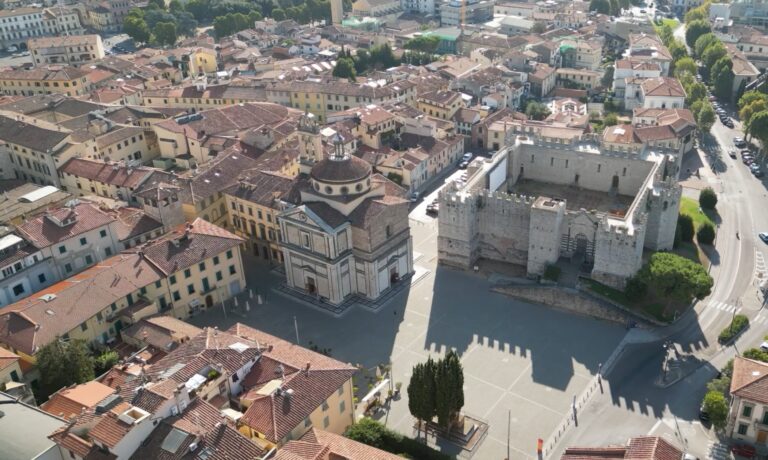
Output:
[{"xmin": 188, "ymin": 215, "xmax": 625, "ymax": 458}]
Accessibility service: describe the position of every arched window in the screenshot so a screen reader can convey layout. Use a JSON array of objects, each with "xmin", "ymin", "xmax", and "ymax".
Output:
[{"xmin": 341, "ymin": 186, "xmax": 348, "ymax": 195}]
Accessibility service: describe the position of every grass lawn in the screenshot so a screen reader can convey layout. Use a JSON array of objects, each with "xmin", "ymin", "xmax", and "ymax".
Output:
[
  {"xmin": 582, "ymin": 278, "xmax": 676, "ymax": 323},
  {"xmin": 659, "ymin": 18, "xmax": 679, "ymax": 29},
  {"xmin": 680, "ymin": 196, "xmax": 715, "ymax": 230},
  {"xmin": 678, "ymin": 196, "xmax": 718, "ymax": 266}
]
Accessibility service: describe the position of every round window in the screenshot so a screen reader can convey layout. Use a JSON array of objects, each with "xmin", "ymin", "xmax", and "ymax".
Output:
[
  {"xmin": 341, "ymin": 186, "xmax": 349, "ymax": 195},
  {"xmin": 313, "ymin": 182, "xmax": 319, "ymax": 191},
  {"xmin": 325, "ymin": 186, "xmax": 333, "ymax": 194},
  {"xmin": 355, "ymin": 183, "xmax": 363, "ymax": 192}
]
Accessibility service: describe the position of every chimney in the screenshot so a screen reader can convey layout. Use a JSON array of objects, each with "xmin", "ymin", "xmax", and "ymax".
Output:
[{"xmin": 305, "ymin": 362, "xmax": 311, "ymax": 375}]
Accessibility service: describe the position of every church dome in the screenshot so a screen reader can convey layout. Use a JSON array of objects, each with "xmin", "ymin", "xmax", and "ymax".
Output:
[{"xmin": 310, "ymin": 155, "xmax": 371, "ymax": 184}]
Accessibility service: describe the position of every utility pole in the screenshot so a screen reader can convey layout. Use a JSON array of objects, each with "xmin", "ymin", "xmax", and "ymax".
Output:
[
  {"xmin": 294, "ymin": 316, "xmax": 300, "ymax": 345},
  {"xmin": 506, "ymin": 409, "xmax": 510, "ymax": 460}
]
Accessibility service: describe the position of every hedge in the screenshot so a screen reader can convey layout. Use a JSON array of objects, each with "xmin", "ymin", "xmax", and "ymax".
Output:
[
  {"xmin": 718, "ymin": 314, "xmax": 749, "ymax": 343},
  {"xmin": 346, "ymin": 418, "xmax": 452, "ymax": 460}
]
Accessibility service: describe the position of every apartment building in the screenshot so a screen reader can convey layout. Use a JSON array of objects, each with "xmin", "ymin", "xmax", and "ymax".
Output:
[
  {"xmin": 416, "ymin": 90, "xmax": 466, "ymax": 120},
  {"xmin": 265, "ymin": 78, "xmax": 417, "ymax": 122},
  {"xmin": 727, "ymin": 357, "xmax": 768, "ymax": 444},
  {"xmin": 559, "ymin": 39, "xmax": 603, "ymax": 71},
  {"xmin": 142, "ymin": 82, "xmax": 264, "ymax": 111},
  {"xmin": 16, "ymin": 201, "xmax": 124, "ymax": 280},
  {"xmin": 28, "ymin": 34, "xmax": 105, "ymax": 67},
  {"xmin": 0, "ymin": 181, "xmax": 71, "ymax": 225},
  {"xmin": 228, "ymin": 323, "xmax": 357, "ymax": 449},
  {"xmin": 134, "ymin": 218, "xmax": 246, "ymax": 320},
  {"xmin": 58, "ymin": 158, "xmax": 173, "ymax": 205},
  {"xmin": 0, "ymin": 347, "xmax": 22, "ymax": 387},
  {"xmin": 556, "ymin": 67, "xmax": 604, "ymax": 91},
  {"xmin": 0, "ymin": 232, "xmax": 57, "ymax": 307},
  {"xmin": 0, "ymin": 66, "xmax": 92, "ymax": 97},
  {"xmin": 224, "ymin": 170, "xmax": 296, "ymax": 262},
  {"xmin": 441, "ymin": 0, "xmax": 495, "ymax": 26},
  {"xmin": 0, "ymin": 218, "xmax": 244, "ymax": 364},
  {"xmin": 0, "ymin": 7, "xmax": 84, "ymax": 50}
]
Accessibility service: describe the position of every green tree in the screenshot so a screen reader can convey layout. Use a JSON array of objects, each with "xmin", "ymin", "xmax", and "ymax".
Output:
[
  {"xmin": 702, "ymin": 390, "xmax": 729, "ymax": 429},
  {"xmin": 685, "ymin": 81, "xmax": 707, "ymax": 106},
  {"xmin": 639, "ymin": 252, "xmax": 714, "ymax": 305},
  {"xmin": 604, "ymin": 112, "xmax": 619, "ymax": 126},
  {"xmin": 531, "ymin": 22, "xmax": 546, "ymax": 34},
  {"xmin": 434, "ymin": 350, "xmax": 464, "ymax": 430},
  {"xmin": 153, "ymin": 21, "xmax": 178, "ymax": 46},
  {"xmin": 699, "ymin": 186, "xmax": 718, "ymax": 209},
  {"xmin": 741, "ymin": 99, "xmax": 768, "ymax": 139},
  {"xmin": 589, "ymin": 0, "xmax": 610, "ymax": 14},
  {"xmin": 36, "ymin": 339, "xmax": 94, "ymax": 399},
  {"xmin": 747, "ymin": 111, "xmax": 768, "ymax": 154},
  {"xmin": 123, "ymin": 15, "xmax": 150, "ymax": 44},
  {"xmin": 525, "ymin": 101, "xmax": 551, "ymax": 120},
  {"xmin": 624, "ymin": 276, "xmax": 647, "ymax": 300},
  {"xmin": 743, "ymin": 348, "xmax": 768, "ymax": 363},
  {"xmin": 694, "ymin": 33, "xmax": 718, "ymax": 59},
  {"xmin": 272, "ymin": 8, "xmax": 286, "ymax": 20},
  {"xmin": 404, "ymin": 35, "xmax": 440, "ymax": 54},
  {"xmin": 711, "ymin": 56, "xmax": 733, "ymax": 100},
  {"xmin": 147, "ymin": 0, "xmax": 165, "ymax": 9},
  {"xmin": 739, "ymin": 90, "xmax": 768, "ymax": 110},
  {"xmin": 668, "ymin": 40, "xmax": 688, "ymax": 63},
  {"xmin": 674, "ymin": 57, "xmax": 697, "ymax": 80},
  {"xmin": 407, "ymin": 358, "xmax": 436, "ymax": 440},
  {"xmin": 658, "ymin": 24, "xmax": 674, "ymax": 46},
  {"xmin": 690, "ymin": 99, "xmax": 704, "ymax": 120},
  {"xmin": 333, "ymin": 57, "xmax": 357, "ymax": 81},
  {"xmin": 702, "ymin": 41, "xmax": 727, "ymax": 70},
  {"xmin": 697, "ymin": 222, "xmax": 716, "ymax": 245},
  {"xmin": 94, "ymin": 351, "xmax": 119, "ymax": 375},
  {"xmin": 186, "ymin": 0, "xmax": 213, "ymax": 20},
  {"xmin": 686, "ymin": 20, "xmax": 712, "ymax": 48},
  {"xmin": 685, "ymin": 4, "xmax": 708, "ymax": 23},
  {"xmin": 168, "ymin": 0, "xmax": 183, "ymax": 12},
  {"xmin": 677, "ymin": 214, "xmax": 695, "ymax": 242},
  {"xmin": 609, "ymin": 0, "xmax": 620, "ymax": 15},
  {"xmin": 601, "ymin": 65, "xmax": 614, "ymax": 88},
  {"xmin": 345, "ymin": 417, "xmax": 387, "ymax": 448},
  {"xmin": 697, "ymin": 101, "xmax": 716, "ymax": 133},
  {"xmin": 174, "ymin": 11, "xmax": 198, "ymax": 37}
]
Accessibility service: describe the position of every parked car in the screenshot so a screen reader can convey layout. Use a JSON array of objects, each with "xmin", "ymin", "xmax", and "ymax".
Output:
[
  {"xmin": 754, "ymin": 169, "xmax": 765, "ymax": 178},
  {"xmin": 760, "ymin": 341, "xmax": 768, "ymax": 352},
  {"xmin": 759, "ymin": 232, "xmax": 768, "ymax": 244},
  {"xmin": 723, "ymin": 119, "xmax": 734, "ymax": 128},
  {"xmin": 426, "ymin": 200, "xmax": 439, "ymax": 215},
  {"xmin": 734, "ymin": 137, "xmax": 747, "ymax": 147},
  {"xmin": 409, "ymin": 192, "xmax": 419, "ymax": 203},
  {"xmin": 461, "ymin": 152, "xmax": 473, "ymax": 162},
  {"xmin": 731, "ymin": 444, "xmax": 756, "ymax": 459},
  {"xmin": 728, "ymin": 149, "xmax": 737, "ymax": 159},
  {"xmin": 458, "ymin": 161, "xmax": 469, "ymax": 169},
  {"xmin": 743, "ymin": 155, "xmax": 755, "ymax": 165}
]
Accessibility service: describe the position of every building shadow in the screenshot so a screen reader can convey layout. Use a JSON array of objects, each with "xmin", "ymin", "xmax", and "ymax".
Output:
[{"xmin": 424, "ymin": 265, "xmax": 625, "ymax": 391}]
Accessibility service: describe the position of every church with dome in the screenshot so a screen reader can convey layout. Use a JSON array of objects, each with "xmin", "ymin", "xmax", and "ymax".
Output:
[{"xmin": 277, "ymin": 113, "xmax": 413, "ymax": 306}]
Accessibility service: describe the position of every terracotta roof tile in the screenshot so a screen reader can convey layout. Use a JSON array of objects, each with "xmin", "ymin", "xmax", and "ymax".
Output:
[
  {"xmin": 731, "ymin": 356, "xmax": 768, "ymax": 404},
  {"xmin": 16, "ymin": 201, "xmax": 116, "ymax": 249}
]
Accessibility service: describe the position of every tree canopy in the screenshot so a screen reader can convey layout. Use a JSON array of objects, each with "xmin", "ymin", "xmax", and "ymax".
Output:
[
  {"xmin": 404, "ymin": 35, "xmax": 441, "ymax": 54},
  {"xmin": 589, "ymin": 0, "xmax": 610, "ymax": 14},
  {"xmin": 686, "ymin": 20, "xmax": 712, "ymax": 48},
  {"xmin": 407, "ymin": 351, "xmax": 465, "ymax": 433},
  {"xmin": 673, "ymin": 56, "xmax": 697, "ymax": 79},
  {"xmin": 702, "ymin": 390, "xmax": 729, "ymax": 429},
  {"xmin": 711, "ymin": 56, "xmax": 734, "ymax": 100},
  {"xmin": 701, "ymin": 41, "xmax": 727, "ymax": 69},
  {"xmin": 332, "ymin": 57, "xmax": 357, "ymax": 81},
  {"xmin": 639, "ymin": 252, "xmax": 713, "ymax": 304},
  {"xmin": 36, "ymin": 339, "xmax": 94, "ymax": 399},
  {"xmin": 601, "ymin": 65, "xmax": 615, "ymax": 88},
  {"xmin": 525, "ymin": 101, "xmax": 551, "ymax": 120},
  {"xmin": 694, "ymin": 33, "xmax": 718, "ymax": 59},
  {"xmin": 696, "ymin": 101, "xmax": 716, "ymax": 133}
]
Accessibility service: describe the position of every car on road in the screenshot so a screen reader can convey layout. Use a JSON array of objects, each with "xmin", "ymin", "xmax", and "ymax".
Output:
[
  {"xmin": 458, "ymin": 160, "xmax": 469, "ymax": 169},
  {"xmin": 734, "ymin": 137, "xmax": 747, "ymax": 147},
  {"xmin": 743, "ymin": 155, "xmax": 755, "ymax": 165},
  {"xmin": 760, "ymin": 341, "xmax": 768, "ymax": 351},
  {"xmin": 759, "ymin": 232, "xmax": 768, "ymax": 243},
  {"xmin": 755, "ymin": 169, "xmax": 765, "ymax": 178},
  {"xmin": 461, "ymin": 152, "xmax": 473, "ymax": 162},
  {"xmin": 728, "ymin": 149, "xmax": 737, "ymax": 158},
  {"xmin": 698, "ymin": 405, "xmax": 710, "ymax": 424},
  {"xmin": 723, "ymin": 119, "xmax": 734, "ymax": 128}
]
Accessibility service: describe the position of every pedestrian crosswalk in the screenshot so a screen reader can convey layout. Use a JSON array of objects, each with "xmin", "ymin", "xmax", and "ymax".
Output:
[
  {"xmin": 754, "ymin": 312, "xmax": 768, "ymax": 325},
  {"xmin": 756, "ymin": 250, "xmax": 766, "ymax": 279},
  {"xmin": 706, "ymin": 441, "xmax": 730, "ymax": 460},
  {"xmin": 707, "ymin": 300, "xmax": 741, "ymax": 314}
]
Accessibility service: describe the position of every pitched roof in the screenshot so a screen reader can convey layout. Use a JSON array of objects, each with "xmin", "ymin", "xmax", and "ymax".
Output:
[
  {"xmin": 129, "ymin": 398, "xmax": 265, "ymax": 460},
  {"xmin": 122, "ymin": 316, "xmax": 203, "ymax": 352},
  {"xmin": 731, "ymin": 356, "xmax": 768, "ymax": 404},
  {"xmin": 640, "ymin": 77, "xmax": 685, "ymax": 98},
  {"xmin": 41, "ymin": 381, "xmax": 116, "ymax": 420},
  {"xmin": 229, "ymin": 324, "xmax": 356, "ymax": 444},
  {"xmin": 0, "ymin": 253, "xmax": 164, "ymax": 355},
  {"xmin": 285, "ymin": 428, "xmax": 403, "ymax": 460},
  {"xmin": 134, "ymin": 218, "xmax": 243, "ymax": 276},
  {"xmin": 561, "ymin": 436, "xmax": 683, "ymax": 460},
  {"xmin": 0, "ymin": 346, "xmax": 19, "ymax": 371},
  {"xmin": 16, "ymin": 201, "xmax": 116, "ymax": 249},
  {"xmin": 0, "ymin": 112, "xmax": 71, "ymax": 153}
]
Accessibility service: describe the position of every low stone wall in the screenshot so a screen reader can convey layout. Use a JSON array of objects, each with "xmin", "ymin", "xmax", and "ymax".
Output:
[{"xmin": 491, "ymin": 284, "xmax": 648, "ymax": 325}]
